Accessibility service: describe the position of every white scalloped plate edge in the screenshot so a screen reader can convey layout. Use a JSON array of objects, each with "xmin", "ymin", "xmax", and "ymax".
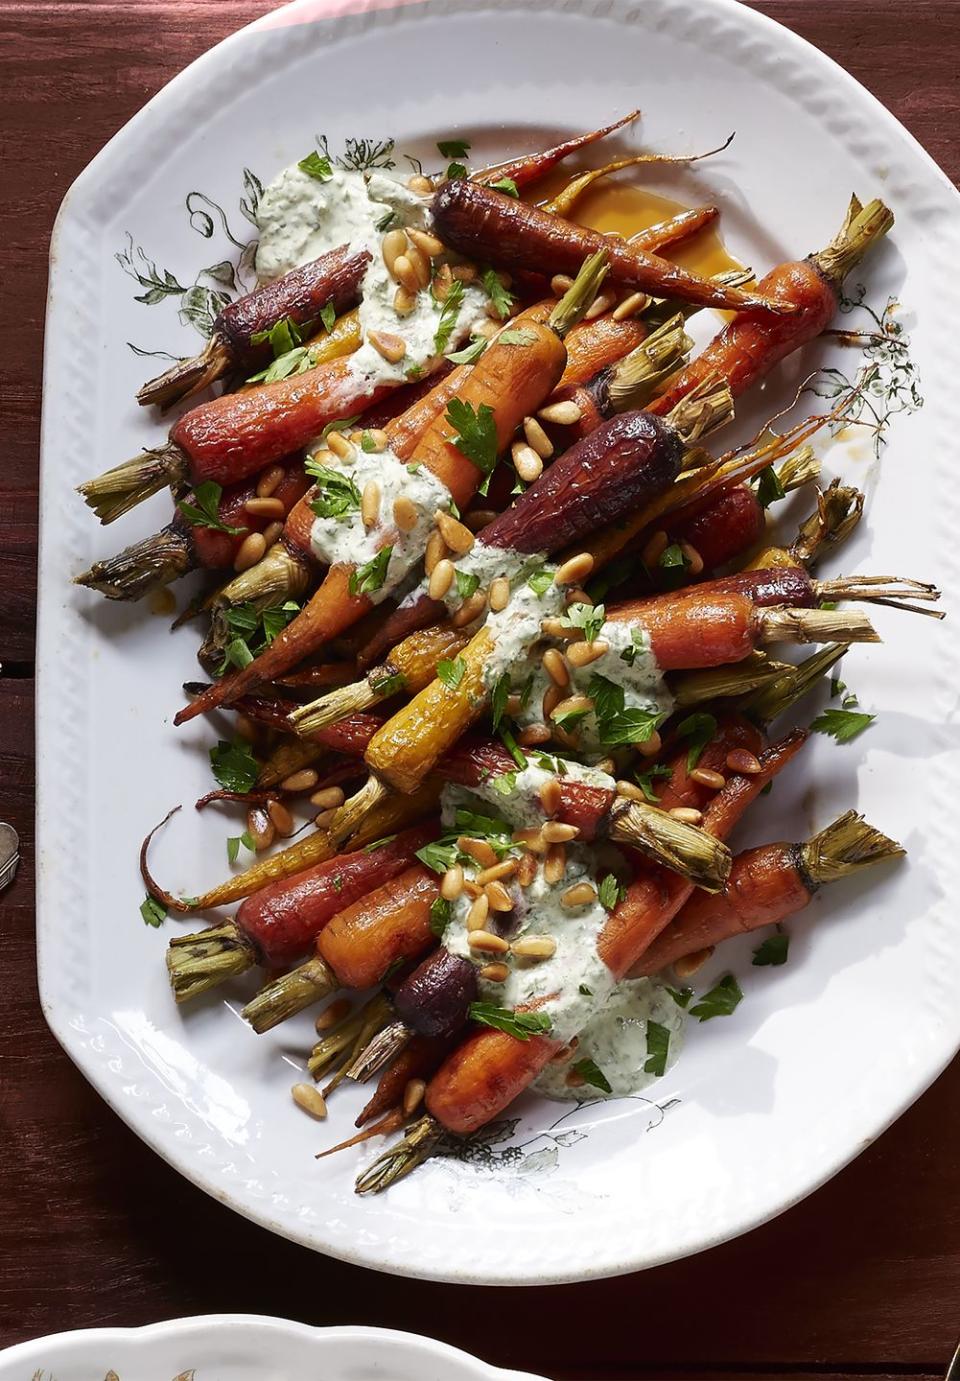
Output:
[{"xmin": 37, "ymin": 0, "xmax": 960, "ymax": 1284}]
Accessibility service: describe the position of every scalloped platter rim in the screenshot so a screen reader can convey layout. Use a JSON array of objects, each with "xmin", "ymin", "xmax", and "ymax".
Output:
[{"xmin": 37, "ymin": 0, "xmax": 960, "ymax": 1284}]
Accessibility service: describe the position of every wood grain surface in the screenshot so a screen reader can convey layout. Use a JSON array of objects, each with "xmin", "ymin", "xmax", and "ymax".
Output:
[{"xmin": 1, "ymin": 1, "xmax": 958, "ymax": 1371}]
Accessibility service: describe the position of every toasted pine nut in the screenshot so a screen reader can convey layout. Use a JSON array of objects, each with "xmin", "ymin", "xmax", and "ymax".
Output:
[
  {"xmin": 669, "ymin": 806, "xmax": 704, "ymax": 825},
  {"xmin": 550, "ymin": 274, "xmax": 574, "ymax": 296},
  {"xmin": 554, "ymin": 552, "xmax": 595, "ymax": 586},
  {"xmin": 393, "ymin": 495, "xmax": 419, "ymax": 532},
  {"xmin": 408, "ymin": 174, "xmax": 434, "ymax": 195},
  {"xmin": 542, "ymin": 821, "xmax": 579, "ymax": 843},
  {"xmin": 612, "ymin": 291, "xmax": 649, "ymax": 321},
  {"xmin": 452, "ymin": 591, "xmax": 486, "ymax": 627},
  {"xmin": 368, "ymin": 328, "xmax": 407, "ymax": 363},
  {"xmin": 512, "ymin": 441, "xmax": 543, "ymax": 483},
  {"xmin": 566, "ymin": 639, "xmax": 609, "ymax": 668},
  {"xmin": 468, "ymin": 930, "xmax": 510, "ymax": 954},
  {"xmin": 467, "ymin": 893, "xmax": 490, "ymax": 931},
  {"xmin": 405, "ymin": 243, "xmax": 431, "ymax": 288},
  {"xmin": 638, "ymin": 731, "xmax": 663, "ymax": 758},
  {"xmin": 326, "ymin": 429, "xmax": 353, "ymax": 460},
  {"xmin": 281, "ymin": 768, "xmax": 320, "ymax": 793},
  {"xmin": 408, "ymin": 227, "xmax": 445, "ymax": 259},
  {"xmin": 641, "ymin": 530, "xmax": 669, "ymax": 568},
  {"xmin": 392, "ymin": 254, "xmax": 420, "ymax": 293},
  {"xmin": 247, "ymin": 804, "xmax": 275, "ymax": 852},
  {"xmin": 584, "ymin": 289, "xmax": 617, "ymax": 320},
  {"xmin": 691, "ymin": 767, "xmax": 726, "ymax": 790},
  {"xmin": 435, "ymin": 509, "xmax": 475, "ymax": 554},
  {"xmin": 542, "ymin": 647, "xmax": 569, "ymax": 688},
  {"xmin": 517, "ymin": 724, "xmax": 552, "ymax": 747},
  {"xmin": 679, "ymin": 541, "xmax": 704, "ymax": 576},
  {"xmin": 256, "ymin": 464, "xmax": 285, "ymax": 498},
  {"xmin": 234, "ymin": 713, "xmax": 257, "ymax": 743},
  {"xmin": 564, "ymin": 587, "xmax": 593, "ymax": 608},
  {"xmin": 595, "ymin": 758, "xmax": 616, "ymax": 776},
  {"xmin": 516, "ymin": 851, "xmax": 538, "ymax": 886},
  {"xmin": 513, "ymin": 826, "xmax": 548, "ymax": 854},
  {"xmin": 539, "ymin": 777, "xmax": 562, "ymax": 817},
  {"xmin": 262, "ymin": 521, "xmax": 284, "ymax": 549},
  {"xmin": 463, "ymin": 880, "xmax": 483, "ymax": 900},
  {"xmin": 441, "ymin": 863, "xmax": 465, "ymax": 901},
  {"xmin": 475, "ymin": 319, "xmax": 499, "ymax": 339},
  {"xmin": 292, "ymin": 1083, "xmax": 328, "ymax": 1119},
  {"xmin": 616, "ymin": 780, "xmax": 648, "ymax": 802},
  {"xmin": 480, "ymin": 962, "xmax": 510, "ymax": 983},
  {"xmin": 474, "ymin": 858, "xmax": 517, "ymax": 886},
  {"xmin": 523, "ymin": 415, "xmax": 554, "ymax": 459},
  {"xmin": 362, "ymin": 428, "xmax": 389, "ymax": 453},
  {"xmin": 361, "ymin": 480, "xmax": 381, "ymax": 531},
  {"xmin": 431, "ymin": 262, "xmax": 454, "ymax": 302},
  {"xmin": 458, "ymin": 835, "xmax": 498, "ymax": 868},
  {"xmin": 234, "ymin": 531, "xmax": 266, "ymax": 572},
  {"xmin": 428, "ymin": 558, "xmax": 455, "ymax": 600},
  {"xmin": 424, "ymin": 529, "xmax": 447, "ymax": 576},
  {"xmin": 310, "ymin": 786, "xmax": 346, "ymax": 811},
  {"xmin": 403, "ymin": 1078, "xmax": 427, "ymax": 1115},
  {"xmin": 542, "ymin": 683, "xmax": 562, "ymax": 719},
  {"xmin": 540, "ymin": 616, "xmax": 576, "ymax": 640},
  {"xmin": 315, "ymin": 997, "xmax": 352, "ymax": 1032},
  {"xmin": 550, "ymin": 693, "xmax": 593, "ymax": 720},
  {"xmin": 314, "ymin": 809, "xmax": 338, "ymax": 829},
  {"xmin": 511, "ymin": 935, "xmax": 558, "ymax": 960},
  {"xmin": 505, "ymin": 693, "xmax": 523, "ymax": 716},
  {"xmin": 394, "ymin": 285, "xmax": 417, "ymax": 317},
  {"xmin": 451, "ymin": 263, "xmax": 479, "ymax": 283},
  {"xmin": 489, "ymin": 576, "xmax": 510, "ymax": 612},
  {"xmin": 382, "ymin": 228, "xmax": 409, "ymax": 275},
  {"xmin": 674, "ymin": 946, "xmax": 714, "ymax": 980},
  {"xmin": 544, "ymin": 842, "xmax": 567, "ymax": 884},
  {"xmin": 565, "ymin": 1068, "xmax": 586, "ymax": 1088},
  {"xmin": 726, "ymin": 748, "xmax": 763, "ymax": 775},
  {"xmin": 485, "ymin": 880, "xmax": 514, "ymax": 912},
  {"xmin": 267, "ymin": 798, "xmax": 295, "ymax": 837},
  {"xmin": 562, "ymin": 881, "xmax": 597, "ymax": 908},
  {"xmin": 465, "ymin": 508, "xmax": 497, "ymax": 531},
  {"xmin": 538, "ymin": 399, "xmax": 582, "ymax": 426}
]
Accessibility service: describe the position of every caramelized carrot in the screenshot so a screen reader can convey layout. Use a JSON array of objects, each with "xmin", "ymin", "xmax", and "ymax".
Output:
[
  {"xmin": 425, "ymin": 731, "xmax": 806, "ymax": 1135},
  {"xmin": 356, "ymin": 1035, "xmax": 450, "ymax": 1127},
  {"xmin": 633, "ymin": 810, "xmax": 904, "ymax": 976},
  {"xmin": 318, "ymin": 865, "xmax": 440, "ymax": 990},
  {"xmin": 432, "ymin": 180, "xmax": 789, "ymax": 314}
]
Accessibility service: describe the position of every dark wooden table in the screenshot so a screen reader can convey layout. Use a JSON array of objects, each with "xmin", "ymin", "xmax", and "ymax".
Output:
[{"xmin": 2, "ymin": 1, "xmax": 958, "ymax": 1373}]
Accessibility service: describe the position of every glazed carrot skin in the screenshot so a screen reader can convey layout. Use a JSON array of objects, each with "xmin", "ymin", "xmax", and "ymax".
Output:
[
  {"xmin": 187, "ymin": 458, "xmax": 310, "ymax": 569},
  {"xmin": 474, "ymin": 110, "xmax": 642, "ymax": 189},
  {"xmin": 175, "ymin": 322, "xmax": 567, "ymax": 724},
  {"xmin": 318, "ymin": 864, "xmax": 440, "ymax": 990},
  {"xmin": 427, "ymin": 731, "xmax": 807, "ymax": 1135},
  {"xmin": 633, "ymin": 842, "xmax": 810, "ymax": 975},
  {"xmin": 233, "ymin": 824, "xmax": 438, "ymax": 967},
  {"xmin": 169, "ymin": 356, "xmax": 395, "ymax": 487},
  {"xmin": 667, "ymin": 485, "xmax": 766, "ymax": 575},
  {"xmin": 432, "ymin": 180, "xmax": 789, "ymax": 315},
  {"xmin": 646, "ymin": 260, "xmax": 840, "ymax": 418}
]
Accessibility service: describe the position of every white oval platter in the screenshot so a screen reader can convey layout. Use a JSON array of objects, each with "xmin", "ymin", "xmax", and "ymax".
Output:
[
  {"xmin": 38, "ymin": 0, "xmax": 960, "ymax": 1283},
  {"xmin": 0, "ymin": 1317, "xmax": 546, "ymax": 1381}
]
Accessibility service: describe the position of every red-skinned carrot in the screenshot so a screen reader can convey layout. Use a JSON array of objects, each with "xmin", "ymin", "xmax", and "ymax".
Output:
[
  {"xmin": 164, "ymin": 824, "xmax": 439, "ymax": 1002},
  {"xmin": 632, "ymin": 810, "xmax": 903, "ymax": 977}
]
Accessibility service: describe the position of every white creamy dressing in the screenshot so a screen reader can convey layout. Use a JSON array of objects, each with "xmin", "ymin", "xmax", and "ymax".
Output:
[
  {"xmin": 438, "ymin": 762, "xmax": 685, "ymax": 1100},
  {"xmin": 483, "ymin": 572, "xmax": 567, "ymax": 684},
  {"xmin": 255, "ymin": 162, "xmax": 491, "ymax": 391},
  {"xmin": 533, "ymin": 978, "xmax": 686, "ymax": 1101},
  {"xmin": 305, "ymin": 442, "xmax": 449, "ymax": 603},
  {"xmin": 397, "ymin": 541, "xmax": 542, "ymax": 616}
]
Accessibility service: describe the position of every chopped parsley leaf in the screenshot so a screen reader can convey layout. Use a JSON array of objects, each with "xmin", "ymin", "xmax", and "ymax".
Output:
[
  {"xmin": 753, "ymin": 930, "xmax": 790, "ymax": 966},
  {"xmin": 437, "ymin": 138, "xmax": 471, "ymax": 159},
  {"xmin": 643, "ymin": 1021, "xmax": 671, "ymax": 1076},
  {"xmin": 298, "ymin": 150, "xmax": 333, "ymax": 181},
  {"xmin": 666, "ymin": 985, "xmax": 693, "ymax": 1009},
  {"xmin": 755, "ymin": 464, "xmax": 786, "ymax": 509},
  {"xmin": 468, "ymin": 1003, "xmax": 553, "ymax": 1040},
  {"xmin": 445, "ymin": 398, "xmax": 498, "ymax": 490},
  {"xmin": 433, "ymin": 278, "xmax": 465, "ymax": 356},
  {"xmin": 497, "ymin": 327, "xmax": 538, "ymax": 346},
  {"xmin": 446, "ymin": 335, "xmax": 488, "ymax": 366},
  {"xmin": 562, "ymin": 601, "xmax": 605, "ymax": 644},
  {"xmin": 587, "ymin": 674, "xmax": 665, "ymax": 746},
  {"xmin": 490, "ymin": 672, "xmax": 511, "ymax": 730},
  {"xmin": 527, "ymin": 567, "xmax": 555, "ymax": 597},
  {"xmin": 676, "ymin": 711, "xmax": 718, "ymax": 771},
  {"xmin": 437, "ymin": 655, "xmax": 466, "ymax": 690},
  {"xmin": 810, "ymin": 707, "xmax": 875, "ymax": 744},
  {"xmin": 177, "ymin": 481, "xmax": 245, "ymax": 536},
  {"xmin": 429, "ymin": 895, "xmax": 453, "ymax": 937},
  {"xmin": 445, "ymin": 161, "xmax": 468, "ymax": 181},
  {"xmin": 306, "ymin": 465, "xmax": 361, "ymax": 520},
  {"xmin": 634, "ymin": 762, "xmax": 671, "ymax": 802},
  {"xmin": 209, "ymin": 739, "xmax": 258, "ymax": 794},
  {"xmin": 370, "ymin": 669, "xmax": 404, "ymax": 699},
  {"xmin": 226, "ymin": 830, "xmax": 255, "ymax": 864},
  {"xmin": 319, "ymin": 301, "xmax": 336, "ymax": 333},
  {"xmin": 349, "ymin": 546, "xmax": 393, "ymax": 596},
  {"xmin": 489, "ymin": 176, "xmax": 520, "ymax": 197},
  {"xmin": 481, "ymin": 267, "xmax": 516, "ymax": 320},
  {"xmin": 573, "ymin": 1057, "xmax": 612, "ymax": 1093},
  {"xmin": 454, "ymin": 568, "xmax": 480, "ymax": 600},
  {"xmin": 598, "ymin": 873, "xmax": 625, "ymax": 912},
  {"xmin": 140, "ymin": 894, "xmax": 166, "ymax": 928},
  {"xmin": 251, "ymin": 316, "xmax": 304, "ymax": 358},
  {"xmin": 690, "ymin": 973, "xmax": 743, "ymax": 1022}
]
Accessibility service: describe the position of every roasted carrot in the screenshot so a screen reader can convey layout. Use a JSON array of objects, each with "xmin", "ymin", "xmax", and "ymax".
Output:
[
  {"xmin": 241, "ymin": 864, "xmax": 440, "ymax": 1031},
  {"xmin": 75, "ymin": 456, "xmax": 311, "ymax": 601},
  {"xmin": 164, "ymin": 824, "xmax": 438, "ymax": 1002},
  {"xmin": 432, "ymin": 180, "xmax": 789, "ymax": 315},
  {"xmin": 473, "ymin": 110, "xmax": 642, "ymax": 189},
  {"xmin": 416, "ymin": 731, "xmax": 806, "ymax": 1143},
  {"xmin": 137, "ymin": 245, "xmax": 371, "ymax": 409},
  {"xmin": 633, "ymin": 811, "xmax": 903, "ymax": 976},
  {"xmin": 647, "ymin": 197, "xmax": 894, "ymax": 418},
  {"xmin": 173, "ymin": 259, "xmax": 608, "ymax": 726},
  {"xmin": 356, "ymin": 1034, "xmax": 451, "ymax": 1127}
]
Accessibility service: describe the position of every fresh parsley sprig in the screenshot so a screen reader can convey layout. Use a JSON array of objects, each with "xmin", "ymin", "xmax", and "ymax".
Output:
[
  {"xmin": 810, "ymin": 707, "xmax": 875, "ymax": 744},
  {"xmin": 350, "ymin": 546, "xmax": 393, "ymax": 596},
  {"xmin": 445, "ymin": 398, "xmax": 498, "ymax": 492},
  {"xmin": 469, "ymin": 1003, "xmax": 553, "ymax": 1040},
  {"xmin": 177, "ymin": 481, "xmax": 245, "ymax": 536}
]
